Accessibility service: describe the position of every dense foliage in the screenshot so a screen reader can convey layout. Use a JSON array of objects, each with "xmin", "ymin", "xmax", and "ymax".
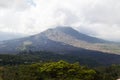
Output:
[
  {"xmin": 0, "ymin": 61, "xmax": 96, "ymax": 80},
  {"xmin": 0, "ymin": 51, "xmax": 120, "ymax": 80},
  {"xmin": 0, "ymin": 61, "xmax": 120, "ymax": 80},
  {"xmin": 0, "ymin": 60, "xmax": 120, "ymax": 80}
]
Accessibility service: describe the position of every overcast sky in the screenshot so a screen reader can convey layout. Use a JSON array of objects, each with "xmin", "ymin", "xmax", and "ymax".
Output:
[{"xmin": 0, "ymin": 0, "xmax": 120, "ymax": 41}]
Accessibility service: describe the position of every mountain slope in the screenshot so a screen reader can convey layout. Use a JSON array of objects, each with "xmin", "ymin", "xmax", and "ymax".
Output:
[
  {"xmin": 0, "ymin": 26, "xmax": 120, "ymax": 54},
  {"xmin": 1, "ymin": 26, "xmax": 120, "ymax": 67},
  {"xmin": 1, "ymin": 51, "xmax": 120, "ymax": 66},
  {"xmin": 53, "ymin": 27, "xmax": 108, "ymax": 43},
  {"xmin": 40, "ymin": 27, "xmax": 120, "ymax": 54}
]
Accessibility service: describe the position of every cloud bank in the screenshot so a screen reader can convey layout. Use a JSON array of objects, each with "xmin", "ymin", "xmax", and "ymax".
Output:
[{"xmin": 0, "ymin": 0, "xmax": 120, "ymax": 41}]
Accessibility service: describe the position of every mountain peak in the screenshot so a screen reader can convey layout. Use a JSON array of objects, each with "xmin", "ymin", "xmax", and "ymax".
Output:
[
  {"xmin": 43, "ymin": 26, "xmax": 74, "ymax": 32},
  {"xmin": 0, "ymin": 26, "xmax": 119, "ymax": 54},
  {"xmin": 45, "ymin": 26, "xmax": 107, "ymax": 43},
  {"xmin": 55, "ymin": 26, "xmax": 74, "ymax": 30}
]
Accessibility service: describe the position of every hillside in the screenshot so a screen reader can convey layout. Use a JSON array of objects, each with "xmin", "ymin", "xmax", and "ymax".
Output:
[{"xmin": 0, "ymin": 26, "xmax": 120, "ymax": 54}]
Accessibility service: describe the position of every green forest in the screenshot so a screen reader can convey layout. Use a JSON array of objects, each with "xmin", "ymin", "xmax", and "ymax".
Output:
[
  {"xmin": 0, "ymin": 51, "xmax": 120, "ymax": 80},
  {"xmin": 0, "ymin": 60, "xmax": 120, "ymax": 80}
]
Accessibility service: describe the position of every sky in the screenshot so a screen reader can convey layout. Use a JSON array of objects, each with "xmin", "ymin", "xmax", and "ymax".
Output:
[{"xmin": 0, "ymin": 0, "xmax": 120, "ymax": 41}]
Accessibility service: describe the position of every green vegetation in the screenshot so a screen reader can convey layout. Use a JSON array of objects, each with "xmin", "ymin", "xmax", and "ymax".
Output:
[
  {"xmin": 0, "ymin": 60, "xmax": 120, "ymax": 80},
  {"xmin": 0, "ymin": 61, "xmax": 96, "ymax": 80},
  {"xmin": 1, "ymin": 51, "xmax": 120, "ymax": 67},
  {"xmin": 0, "ymin": 51, "xmax": 120, "ymax": 80}
]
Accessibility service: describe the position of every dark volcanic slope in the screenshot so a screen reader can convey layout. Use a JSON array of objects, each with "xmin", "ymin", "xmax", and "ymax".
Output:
[
  {"xmin": 0, "ymin": 26, "xmax": 119, "ymax": 54},
  {"xmin": 0, "ymin": 35, "xmax": 79, "ymax": 54}
]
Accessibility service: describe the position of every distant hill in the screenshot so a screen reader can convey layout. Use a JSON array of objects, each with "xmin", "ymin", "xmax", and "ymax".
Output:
[{"xmin": 0, "ymin": 31, "xmax": 25, "ymax": 41}]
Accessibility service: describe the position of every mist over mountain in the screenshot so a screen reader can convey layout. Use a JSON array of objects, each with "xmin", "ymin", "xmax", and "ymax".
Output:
[{"xmin": 0, "ymin": 31, "xmax": 25, "ymax": 41}]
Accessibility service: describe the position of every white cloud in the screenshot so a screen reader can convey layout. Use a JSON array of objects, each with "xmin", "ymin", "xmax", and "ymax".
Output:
[{"xmin": 0, "ymin": 0, "xmax": 120, "ymax": 41}]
